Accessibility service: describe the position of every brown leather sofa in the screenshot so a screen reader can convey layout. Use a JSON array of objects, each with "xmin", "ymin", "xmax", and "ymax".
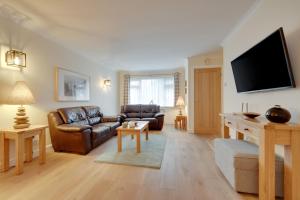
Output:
[
  {"xmin": 48, "ymin": 106, "xmax": 121, "ymax": 155},
  {"xmin": 120, "ymin": 104, "xmax": 164, "ymax": 130}
]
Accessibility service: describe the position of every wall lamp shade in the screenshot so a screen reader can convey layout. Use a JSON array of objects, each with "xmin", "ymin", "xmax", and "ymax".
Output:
[
  {"xmin": 7, "ymin": 81, "xmax": 35, "ymax": 129},
  {"xmin": 104, "ymin": 79, "xmax": 111, "ymax": 86},
  {"xmin": 5, "ymin": 49, "xmax": 26, "ymax": 68},
  {"xmin": 176, "ymin": 96, "xmax": 185, "ymax": 115}
]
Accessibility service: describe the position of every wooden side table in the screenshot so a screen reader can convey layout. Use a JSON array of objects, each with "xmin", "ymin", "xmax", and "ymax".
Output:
[
  {"xmin": 0, "ymin": 125, "xmax": 48, "ymax": 175},
  {"xmin": 175, "ymin": 115, "xmax": 187, "ymax": 130}
]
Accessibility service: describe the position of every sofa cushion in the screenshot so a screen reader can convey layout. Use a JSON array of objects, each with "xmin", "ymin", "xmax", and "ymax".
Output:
[
  {"xmin": 141, "ymin": 104, "xmax": 159, "ymax": 112},
  {"xmin": 92, "ymin": 124, "xmax": 110, "ymax": 137},
  {"xmin": 123, "ymin": 105, "xmax": 141, "ymax": 118},
  {"xmin": 141, "ymin": 105, "xmax": 159, "ymax": 118},
  {"xmin": 101, "ymin": 122, "xmax": 120, "ymax": 130},
  {"xmin": 57, "ymin": 107, "xmax": 89, "ymax": 125},
  {"xmin": 141, "ymin": 113, "xmax": 155, "ymax": 118},
  {"xmin": 141, "ymin": 118, "xmax": 158, "ymax": 123},
  {"xmin": 82, "ymin": 106, "xmax": 103, "ymax": 125}
]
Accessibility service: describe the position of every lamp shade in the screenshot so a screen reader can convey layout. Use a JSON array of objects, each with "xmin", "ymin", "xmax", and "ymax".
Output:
[
  {"xmin": 176, "ymin": 96, "xmax": 185, "ymax": 106},
  {"xmin": 7, "ymin": 81, "xmax": 35, "ymax": 105}
]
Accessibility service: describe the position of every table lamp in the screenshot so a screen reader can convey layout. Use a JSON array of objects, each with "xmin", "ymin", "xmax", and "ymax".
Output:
[
  {"xmin": 176, "ymin": 96, "xmax": 185, "ymax": 115},
  {"xmin": 7, "ymin": 81, "xmax": 35, "ymax": 129}
]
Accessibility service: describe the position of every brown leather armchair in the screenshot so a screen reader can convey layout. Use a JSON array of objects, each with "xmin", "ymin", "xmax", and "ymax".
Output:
[
  {"xmin": 48, "ymin": 106, "xmax": 121, "ymax": 155},
  {"xmin": 120, "ymin": 104, "xmax": 164, "ymax": 130}
]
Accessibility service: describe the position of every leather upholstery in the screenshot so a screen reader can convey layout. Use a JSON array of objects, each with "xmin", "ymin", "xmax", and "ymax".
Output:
[
  {"xmin": 120, "ymin": 104, "xmax": 164, "ymax": 130},
  {"xmin": 56, "ymin": 124, "xmax": 92, "ymax": 132},
  {"xmin": 101, "ymin": 116, "xmax": 121, "ymax": 123},
  {"xmin": 101, "ymin": 122, "xmax": 120, "ymax": 130},
  {"xmin": 57, "ymin": 107, "xmax": 89, "ymax": 125},
  {"xmin": 82, "ymin": 106, "xmax": 103, "ymax": 125},
  {"xmin": 122, "ymin": 104, "xmax": 141, "ymax": 118},
  {"xmin": 48, "ymin": 106, "xmax": 120, "ymax": 155}
]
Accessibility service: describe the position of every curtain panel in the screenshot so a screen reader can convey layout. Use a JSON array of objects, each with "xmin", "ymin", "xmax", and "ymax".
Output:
[
  {"xmin": 123, "ymin": 74, "xmax": 130, "ymax": 105},
  {"xmin": 174, "ymin": 72, "xmax": 180, "ymax": 106}
]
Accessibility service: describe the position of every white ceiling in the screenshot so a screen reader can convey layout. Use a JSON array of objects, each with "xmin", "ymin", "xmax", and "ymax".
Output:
[{"xmin": 0, "ymin": 0, "xmax": 256, "ymax": 70}]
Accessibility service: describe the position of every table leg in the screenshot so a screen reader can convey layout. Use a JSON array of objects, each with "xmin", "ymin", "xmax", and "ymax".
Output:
[
  {"xmin": 25, "ymin": 137, "xmax": 33, "ymax": 162},
  {"xmin": 136, "ymin": 131, "xmax": 141, "ymax": 153},
  {"xmin": 145, "ymin": 125, "xmax": 149, "ymax": 141},
  {"xmin": 175, "ymin": 120, "xmax": 178, "ymax": 129},
  {"xmin": 15, "ymin": 134, "xmax": 24, "ymax": 175},
  {"xmin": 259, "ymin": 130, "xmax": 275, "ymax": 200},
  {"xmin": 118, "ymin": 130, "xmax": 122, "ymax": 152},
  {"xmin": 284, "ymin": 131, "xmax": 300, "ymax": 200},
  {"xmin": 236, "ymin": 131, "xmax": 244, "ymax": 140},
  {"xmin": 39, "ymin": 129, "xmax": 46, "ymax": 165},
  {"xmin": 223, "ymin": 125, "xmax": 230, "ymax": 138},
  {"xmin": 0, "ymin": 133, "xmax": 9, "ymax": 172}
]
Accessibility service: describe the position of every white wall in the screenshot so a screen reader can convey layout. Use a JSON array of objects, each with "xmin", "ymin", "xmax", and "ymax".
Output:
[
  {"xmin": 222, "ymin": 0, "xmax": 300, "ymax": 123},
  {"xmin": 118, "ymin": 68, "xmax": 186, "ymax": 124},
  {"xmin": 0, "ymin": 16, "xmax": 118, "ymax": 165},
  {"xmin": 187, "ymin": 49, "xmax": 223, "ymax": 132}
]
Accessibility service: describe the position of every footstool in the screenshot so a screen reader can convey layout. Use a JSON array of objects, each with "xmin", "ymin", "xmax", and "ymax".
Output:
[{"xmin": 213, "ymin": 138, "xmax": 284, "ymax": 197}]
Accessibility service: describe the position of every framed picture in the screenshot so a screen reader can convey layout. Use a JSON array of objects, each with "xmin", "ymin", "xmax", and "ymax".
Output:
[{"xmin": 55, "ymin": 67, "xmax": 90, "ymax": 101}]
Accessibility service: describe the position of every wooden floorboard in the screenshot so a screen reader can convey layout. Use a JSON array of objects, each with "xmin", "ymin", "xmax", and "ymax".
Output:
[{"xmin": 0, "ymin": 125, "xmax": 258, "ymax": 200}]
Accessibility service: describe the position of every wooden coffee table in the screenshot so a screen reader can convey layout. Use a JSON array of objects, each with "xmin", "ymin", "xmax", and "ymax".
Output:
[{"xmin": 116, "ymin": 121, "xmax": 149, "ymax": 153}]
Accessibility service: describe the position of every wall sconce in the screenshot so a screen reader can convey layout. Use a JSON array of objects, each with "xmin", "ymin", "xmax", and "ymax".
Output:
[
  {"xmin": 104, "ymin": 79, "xmax": 111, "ymax": 87},
  {"xmin": 5, "ymin": 49, "xmax": 26, "ymax": 68}
]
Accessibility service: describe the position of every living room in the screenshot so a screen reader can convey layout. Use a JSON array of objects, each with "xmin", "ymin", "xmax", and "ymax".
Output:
[{"xmin": 1, "ymin": 0, "xmax": 300, "ymax": 199}]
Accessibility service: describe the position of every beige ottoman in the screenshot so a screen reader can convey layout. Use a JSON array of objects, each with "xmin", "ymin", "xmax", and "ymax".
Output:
[{"xmin": 214, "ymin": 138, "xmax": 284, "ymax": 197}]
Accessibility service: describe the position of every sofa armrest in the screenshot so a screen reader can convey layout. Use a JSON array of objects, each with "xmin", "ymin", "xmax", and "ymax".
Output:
[
  {"xmin": 120, "ymin": 113, "xmax": 127, "ymax": 119},
  {"xmin": 154, "ymin": 113, "xmax": 164, "ymax": 118},
  {"xmin": 102, "ymin": 116, "xmax": 120, "ymax": 123},
  {"xmin": 56, "ymin": 124, "xmax": 92, "ymax": 132}
]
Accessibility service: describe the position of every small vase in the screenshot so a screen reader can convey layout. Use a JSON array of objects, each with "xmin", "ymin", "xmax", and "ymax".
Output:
[{"xmin": 265, "ymin": 105, "xmax": 291, "ymax": 123}]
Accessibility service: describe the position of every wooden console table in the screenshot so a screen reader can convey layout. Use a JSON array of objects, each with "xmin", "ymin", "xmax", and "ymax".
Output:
[
  {"xmin": 220, "ymin": 113, "xmax": 300, "ymax": 200},
  {"xmin": 0, "ymin": 125, "xmax": 48, "ymax": 175},
  {"xmin": 175, "ymin": 115, "xmax": 187, "ymax": 130}
]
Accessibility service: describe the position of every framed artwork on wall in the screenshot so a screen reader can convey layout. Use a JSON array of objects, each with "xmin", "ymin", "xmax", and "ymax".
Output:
[{"xmin": 55, "ymin": 67, "xmax": 90, "ymax": 101}]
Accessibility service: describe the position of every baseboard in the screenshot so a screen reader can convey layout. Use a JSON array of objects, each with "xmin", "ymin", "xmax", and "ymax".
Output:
[{"xmin": 8, "ymin": 144, "xmax": 53, "ymax": 167}]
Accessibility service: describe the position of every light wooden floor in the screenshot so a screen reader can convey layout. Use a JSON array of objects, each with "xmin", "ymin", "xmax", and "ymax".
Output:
[{"xmin": 0, "ymin": 125, "xmax": 258, "ymax": 200}]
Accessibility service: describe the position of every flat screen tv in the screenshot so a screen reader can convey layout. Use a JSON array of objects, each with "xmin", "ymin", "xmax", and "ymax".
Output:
[{"xmin": 231, "ymin": 27, "xmax": 295, "ymax": 93}]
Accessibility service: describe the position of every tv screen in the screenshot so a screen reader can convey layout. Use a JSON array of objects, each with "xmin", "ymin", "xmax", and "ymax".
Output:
[{"xmin": 231, "ymin": 27, "xmax": 295, "ymax": 93}]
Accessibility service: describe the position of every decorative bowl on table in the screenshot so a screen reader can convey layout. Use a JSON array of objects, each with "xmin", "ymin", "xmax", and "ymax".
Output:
[
  {"xmin": 128, "ymin": 121, "xmax": 137, "ymax": 128},
  {"xmin": 265, "ymin": 105, "xmax": 291, "ymax": 123},
  {"xmin": 243, "ymin": 112, "xmax": 261, "ymax": 119},
  {"xmin": 122, "ymin": 122, "xmax": 128, "ymax": 128}
]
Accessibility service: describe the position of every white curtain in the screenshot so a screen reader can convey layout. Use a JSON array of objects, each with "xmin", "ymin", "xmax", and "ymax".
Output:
[{"xmin": 129, "ymin": 76, "xmax": 175, "ymax": 107}]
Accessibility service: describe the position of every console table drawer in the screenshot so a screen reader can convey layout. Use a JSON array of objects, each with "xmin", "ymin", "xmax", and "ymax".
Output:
[
  {"xmin": 225, "ymin": 119, "xmax": 237, "ymax": 128},
  {"xmin": 238, "ymin": 123, "xmax": 260, "ymax": 138}
]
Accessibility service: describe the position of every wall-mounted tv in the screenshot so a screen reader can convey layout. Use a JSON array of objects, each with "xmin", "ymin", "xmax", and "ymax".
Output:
[{"xmin": 231, "ymin": 27, "xmax": 295, "ymax": 93}]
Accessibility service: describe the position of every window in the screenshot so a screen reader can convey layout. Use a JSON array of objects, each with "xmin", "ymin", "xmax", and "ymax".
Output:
[{"xmin": 129, "ymin": 76, "xmax": 175, "ymax": 107}]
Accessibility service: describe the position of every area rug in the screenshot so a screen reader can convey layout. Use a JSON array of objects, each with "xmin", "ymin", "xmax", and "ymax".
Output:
[{"xmin": 95, "ymin": 134, "xmax": 166, "ymax": 169}]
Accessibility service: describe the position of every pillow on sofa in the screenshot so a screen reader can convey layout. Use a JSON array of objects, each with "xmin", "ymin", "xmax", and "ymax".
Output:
[
  {"xmin": 82, "ymin": 106, "xmax": 103, "ymax": 126},
  {"xmin": 123, "ymin": 105, "xmax": 141, "ymax": 118},
  {"xmin": 141, "ymin": 105, "xmax": 159, "ymax": 118}
]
